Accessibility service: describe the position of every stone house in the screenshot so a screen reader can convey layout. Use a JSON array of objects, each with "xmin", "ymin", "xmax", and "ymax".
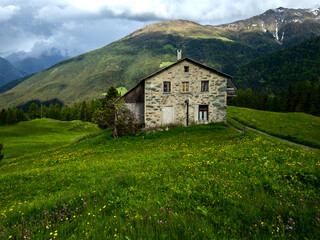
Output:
[{"xmin": 121, "ymin": 57, "xmax": 235, "ymax": 128}]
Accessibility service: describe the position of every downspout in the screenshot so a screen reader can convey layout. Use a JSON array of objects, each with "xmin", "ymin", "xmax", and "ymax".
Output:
[{"xmin": 185, "ymin": 100, "xmax": 189, "ymax": 126}]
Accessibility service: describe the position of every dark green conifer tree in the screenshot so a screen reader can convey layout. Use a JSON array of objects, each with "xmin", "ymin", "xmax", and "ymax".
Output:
[
  {"xmin": 79, "ymin": 101, "xmax": 88, "ymax": 121},
  {"xmin": 28, "ymin": 103, "xmax": 39, "ymax": 119},
  {"xmin": 5, "ymin": 109, "xmax": 13, "ymax": 125},
  {"xmin": 0, "ymin": 109, "xmax": 7, "ymax": 125},
  {"xmin": 0, "ymin": 143, "xmax": 4, "ymax": 162}
]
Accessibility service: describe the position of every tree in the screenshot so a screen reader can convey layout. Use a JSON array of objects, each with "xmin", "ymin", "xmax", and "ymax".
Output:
[
  {"xmin": 54, "ymin": 103, "xmax": 62, "ymax": 120},
  {"xmin": 61, "ymin": 106, "xmax": 72, "ymax": 121},
  {"xmin": 5, "ymin": 109, "xmax": 13, "ymax": 125},
  {"xmin": 93, "ymin": 99, "xmax": 136, "ymax": 138},
  {"xmin": 12, "ymin": 108, "xmax": 19, "ymax": 124},
  {"xmin": 93, "ymin": 87, "xmax": 136, "ymax": 138},
  {"xmin": 47, "ymin": 104, "xmax": 55, "ymax": 119},
  {"xmin": 0, "ymin": 109, "xmax": 7, "ymax": 125},
  {"xmin": 0, "ymin": 143, "xmax": 4, "ymax": 162},
  {"xmin": 41, "ymin": 105, "xmax": 48, "ymax": 118},
  {"xmin": 103, "ymin": 86, "xmax": 120, "ymax": 108},
  {"xmin": 286, "ymin": 82, "xmax": 302, "ymax": 112},
  {"xmin": 79, "ymin": 101, "xmax": 88, "ymax": 122},
  {"xmin": 309, "ymin": 81, "xmax": 320, "ymax": 116},
  {"xmin": 28, "ymin": 103, "xmax": 39, "ymax": 119},
  {"xmin": 18, "ymin": 109, "xmax": 25, "ymax": 122}
]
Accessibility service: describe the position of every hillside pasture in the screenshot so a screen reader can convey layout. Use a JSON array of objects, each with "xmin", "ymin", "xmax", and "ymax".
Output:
[
  {"xmin": 228, "ymin": 106, "xmax": 320, "ymax": 148},
  {"xmin": 0, "ymin": 118, "xmax": 100, "ymax": 159},
  {"xmin": 0, "ymin": 122, "xmax": 319, "ymax": 239}
]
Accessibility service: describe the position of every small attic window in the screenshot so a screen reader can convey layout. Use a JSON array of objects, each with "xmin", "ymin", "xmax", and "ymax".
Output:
[
  {"xmin": 184, "ymin": 66, "xmax": 189, "ymax": 72},
  {"xmin": 163, "ymin": 81, "xmax": 171, "ymax": 93}
]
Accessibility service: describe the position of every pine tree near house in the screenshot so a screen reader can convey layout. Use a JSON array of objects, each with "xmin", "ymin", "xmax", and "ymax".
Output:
[
  {"xmin": 79, "ymin": 101, "xmax": 88, "ymax": 122},
  {"xmin": 309, "ymin": 81, "xmax": 320, "ymax": 116},
  {"xmin": 0, "ymin": 143, "xmax": 4, "ymax": 162},
  {"xmin": 0, "ymin": 109, "xmax": 6, "ymax": 125},
  {"xmin": 5, "ymin": 109, "xmax": 13, "ymax": 125},
  {"xmin": 28, "ymin": 103, "xmax": 39, "ymax": 119}
]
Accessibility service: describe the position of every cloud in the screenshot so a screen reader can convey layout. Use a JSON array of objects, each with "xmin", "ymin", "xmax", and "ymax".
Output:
[
  {"xmin": 34, "ymin": 0, "xmax": 319, "ymax": 23},
  {"xmin": 0, "ymin": 0, "xmax": 319, "ymax": 58},
  {"xmin": 0, "ymin": 5, "xmax": 20, "ymax": 22}
]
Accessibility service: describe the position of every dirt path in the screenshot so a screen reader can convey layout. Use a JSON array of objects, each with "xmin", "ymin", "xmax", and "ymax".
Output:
[{"xmin": 227, "ymin": 119, "xmax": 319, "ymax": 151}]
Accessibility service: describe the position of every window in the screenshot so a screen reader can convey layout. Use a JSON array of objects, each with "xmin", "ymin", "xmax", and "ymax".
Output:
[
  {"xmin": 163, "ymin": 81, "xmax": 171, "ymax": 93},
  {"xmin": 201, "ymin": 81, "xmax": 209, "ymax": 92},
  {"xmin": 184, "ymin": 66, "xmax": 189, "ymax": 72},
  {"xmin": 182, "ymin": 82, "xmax": 189, "ymax": 93},
  {"xmin": 199, "ymin": 105, "xmax": 208, "ymax": 121}
]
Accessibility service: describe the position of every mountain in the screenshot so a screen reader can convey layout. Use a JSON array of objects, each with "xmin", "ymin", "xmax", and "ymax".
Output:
[
  {"xmin": 0, "ymin": 74, "xmax": 34, "ymax": 94},
  {"xmin": 0, "ymin": 20, "xmax": 281, "ymax": 109},
  {"xmin": 232, "ymin": 35, "xmax": 320, "ymax": 93},
  {"xmin": 215, "ymin": 7, "xmax": 320, "ymax": 46},
  {"xmin": 5, "ymin": 48, "xmax": 71, "ymax": 75},
  {"xmin": 0, "ymin": 57, "xmax": 23, "ymax": 87},
  {"xmin": 1, "ymin": 7, "xmax": 320, "ymax": 108}
]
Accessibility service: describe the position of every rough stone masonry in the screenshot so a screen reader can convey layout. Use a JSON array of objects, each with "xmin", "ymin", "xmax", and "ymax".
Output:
[{"xmin": 143, "ymin": 59, "xmax": 229, "ymax": 128}]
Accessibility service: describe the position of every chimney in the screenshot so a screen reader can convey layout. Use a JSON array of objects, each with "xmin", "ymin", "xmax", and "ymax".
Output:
[{"xmin": 177, "ymin": 50, "xmax": 182, "ymax": 61}]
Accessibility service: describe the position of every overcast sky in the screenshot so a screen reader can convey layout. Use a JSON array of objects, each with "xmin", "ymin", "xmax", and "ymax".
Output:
[{"xmin": 0, "ymin": 0, "xmax": 319, "ymax": 58}]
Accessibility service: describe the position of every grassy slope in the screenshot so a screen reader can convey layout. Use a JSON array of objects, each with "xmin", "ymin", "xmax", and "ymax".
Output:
[
  {"xmin": 0, "ymin": 122, "xmax": 319, "ymax": 239},
  {"xmin": 227, "ymin": 106, "xmax": 320, "ymax": 148},
  {"xmin": 0, "ymin": 118, "xmax": 100, "ymax": 159},
  {"xmin": 116, "ymin": 87, "xmax": 127, "ymax": 96}
]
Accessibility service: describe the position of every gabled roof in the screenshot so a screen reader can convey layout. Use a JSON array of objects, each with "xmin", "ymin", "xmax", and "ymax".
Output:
[{"xmin": 121, "ymin": 57, "xmax": 232, "ymax": 99}]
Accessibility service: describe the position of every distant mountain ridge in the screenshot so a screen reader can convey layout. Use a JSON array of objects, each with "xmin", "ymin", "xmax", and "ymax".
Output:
[
  {"xmin": 5, "ymin": 48, "xmax": 71, "ymax": 76},
  {"xmin": 216, "ymin": 7, "xmax": 320, "ymax": 46},
  {"xmin": 1, "ymin": 7, "xmax": 320, "ymax": 108},
  {"xmin": 0, "ymin": 57, "xmax": 23, "ymax": 87}
]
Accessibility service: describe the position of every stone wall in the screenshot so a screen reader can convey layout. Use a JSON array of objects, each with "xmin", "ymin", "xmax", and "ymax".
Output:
[
  {"xmin": 144, "ymin": 59, "xmax": 228, "ymax": 128},
  {"xmin": 125, "ymin": 103, "xmax": 144, "ymax": 123}
]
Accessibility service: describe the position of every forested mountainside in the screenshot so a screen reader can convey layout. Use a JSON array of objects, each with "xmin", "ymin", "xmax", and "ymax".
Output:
[{"xmin": 232, "ymin": 35, "xmax": 320, "ymax": 93}]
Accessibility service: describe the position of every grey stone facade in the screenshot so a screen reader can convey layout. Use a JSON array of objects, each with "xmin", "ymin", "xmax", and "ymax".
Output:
[
  {"xmin": 122, "ymin": 58, "xmax": 233, "ymax": 128},
  {"xmin": 126, "ymin": 103, "xmax": 144, "ymax": 123}
]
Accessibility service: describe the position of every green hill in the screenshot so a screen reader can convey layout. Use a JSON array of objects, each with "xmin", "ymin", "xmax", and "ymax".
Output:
[
  {"xmin": 0, "ymin": 120, "xmax": 319, "ymax": 239},
  {"xmin": 0, "ymin": 20, "xmax": 281, "ymax": 109},
  {"xmin": 232, "ymin": 35, "xmax": 320, "ymax": 93},
  {"xmin": 227, "ymin": 106, "xmax": 320, "ymax": 148},
  {"xmin": 0, "ymin": 118, "xmax": 100, "ymax": 158}
]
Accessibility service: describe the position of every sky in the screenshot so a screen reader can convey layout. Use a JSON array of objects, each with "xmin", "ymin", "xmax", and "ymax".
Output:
[{"xmin": 0, "ymin": 0, "xmax": 319, "ymax": 58}]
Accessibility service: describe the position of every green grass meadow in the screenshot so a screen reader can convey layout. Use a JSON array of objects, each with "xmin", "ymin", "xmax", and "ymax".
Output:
[
  {"xmin": 0, "ymin": 117, "xmax": 319, "ymax": 239},
  {"xmin": 228, "ymin": 106, "xmax": 320, "ymax": 148},
  {"xmin": 0, "ymin": 118, "xmax": 100, "ymax": 159}
]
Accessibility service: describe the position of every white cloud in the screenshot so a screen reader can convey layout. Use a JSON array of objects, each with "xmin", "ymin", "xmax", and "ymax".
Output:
[
  {"xmin": 0, "ymin": 5, "xmax": 20, "ymax": 22},
  {"xmin": 41, "ymin": 0, "xmax": 320, "ymax": 23},
  {"xmin": 0, "ymin": 0, "xmax": 319, "ymax": 57}
]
